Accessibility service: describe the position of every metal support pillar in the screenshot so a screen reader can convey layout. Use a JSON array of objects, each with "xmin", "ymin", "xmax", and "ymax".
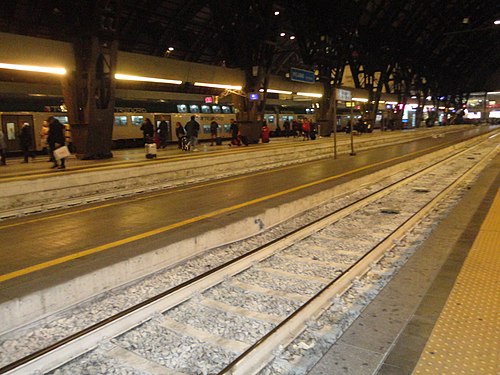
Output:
[{"xmin": 62, "ymin": 1, "xmax": 118, "ymax": 159}]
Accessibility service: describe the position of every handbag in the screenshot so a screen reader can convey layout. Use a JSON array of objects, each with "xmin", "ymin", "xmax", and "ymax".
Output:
[{"xmin": 53, "ymin": 145, "xmax": 70, "ymax": 160}]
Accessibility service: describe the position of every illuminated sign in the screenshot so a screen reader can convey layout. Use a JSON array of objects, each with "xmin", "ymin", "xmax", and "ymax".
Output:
[
  {"xmin": 249, "ymin": 93, "xmax": 260, "ymax": 101},
  {"xmin": 290, "ymin": 68, "xmax": 315, "ymax": 83},
  {"xmin": 204, "ymin": 96, "xmax": 213, "ymax": 104}
]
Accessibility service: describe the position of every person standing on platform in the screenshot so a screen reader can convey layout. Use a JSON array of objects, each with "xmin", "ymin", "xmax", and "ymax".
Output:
[
  {"xmin": 47, "ymin": 117, "xmax": 66, "ymax": 170},
  {"xmin": 157, "ymin": 120, "xmax": 169, "ymax": 149},
  {"xmin": 283, "ymin": 119, "xmax": 290, "ymax": 137},
  {"xmin": 40, "ymin": 120, "xmax": 51, "ymax": 159},
  {"xmin": 140, "ymin": 118, "xmax": 154, "ymax": 144},
  {"xmin": 19, "ymin": 122, "xmax": 35, "ymax": 163},
  {"xmin": 209, "ymin": 117, "xmax": 219, "ymax": 146},
  {"xmin": 0, "ymin": 129, "xmax": 7, "ymax": 165},
  {"xmin": 302, "ymin": 118, "xmax": 310, "ymax": 140},
  {"xmin": 175, "ymin": 122, "xmax": 186, "ymax": 149},
  {"xmin": 229, "ymin": 118, "xmax": 239, "ymax": 146},
  {"xmin": 185, "ymin": 115, "xmax": 200, "ymax": 151}
]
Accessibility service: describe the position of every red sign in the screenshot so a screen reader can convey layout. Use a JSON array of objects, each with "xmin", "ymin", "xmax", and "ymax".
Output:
[{"xmin": 204, "ymin": 96, "xmax": 213, "ymax": 104}]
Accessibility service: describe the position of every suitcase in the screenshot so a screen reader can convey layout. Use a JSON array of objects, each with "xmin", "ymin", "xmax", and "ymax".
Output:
[
  {"xmin": 215, "ymin": 137, "xmax": 222, "ymax": 146},
  {"xmin": 240, "ymin": 135, "xmax": 249, "ymax": 146},
  {"xmin": 180, "ymin": 136, "xmax": 189, "ymax": 151},
  {"xmin": 145, "ymin": 143, "xmax": 157, "ymax": 158}
]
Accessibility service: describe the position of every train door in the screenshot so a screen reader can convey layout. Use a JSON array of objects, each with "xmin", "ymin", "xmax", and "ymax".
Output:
[
  {"xmin": 1, "ymin": 114, "xmax": 34, "ymax": 151},
  {"xmin": 154, "ymin": 114, "xmax": 172, "ymax": 141}
]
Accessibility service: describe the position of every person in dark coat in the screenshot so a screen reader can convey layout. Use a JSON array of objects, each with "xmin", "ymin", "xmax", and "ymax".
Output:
[
  {"xmin": 229, "ymin": 118, "xmax": 239, "ymax": 146},
  {"xmin": 140, "ymin": 118, "xmax": 154, "ymax": 143},
  {"xmin": 19, "ymin": 122, "xmax": 35, "ymax": 163},
  {"xmin": 175, "ymin": 122, "xmax": 186, "ymax": 149},
  {"xmin": 0, "ymin": 129, "xmax": 7, "ymax": 165},
  {"xmin": 184, "ymin": 115, "xmax": 200, "ymax": 151},
  {"xmin": 47, "ymin": 117, "xmax": 66, "ymax": 169},
  {"xmin": 283, "ymin": 119, "xmax": 290, "ymax": 137},
  {"xmin": 209, "ymin": 118, "xmax": 219, "ymax": 146},
  {"xmin": 157, "ymin": 120, "xmax": 169, "ymax": 148}
]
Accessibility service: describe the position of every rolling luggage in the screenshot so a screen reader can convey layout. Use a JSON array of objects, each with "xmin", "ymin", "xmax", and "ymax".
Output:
[
  {"xmin": 180, "ymin": 136, "xmax": 189, "ymax": 151},
  {"xmin": 240, "ymin": 135, "xmax": 249, "ymax": 146},
  {"xmin": 145, "ymin": 143, "xmax": 157, "ymax": 159}
]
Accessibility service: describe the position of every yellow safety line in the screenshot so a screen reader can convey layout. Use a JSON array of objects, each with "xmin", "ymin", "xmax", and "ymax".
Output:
[{"xmin": 0, "ymin": 143, "xmax": 450, "ymax": 283}]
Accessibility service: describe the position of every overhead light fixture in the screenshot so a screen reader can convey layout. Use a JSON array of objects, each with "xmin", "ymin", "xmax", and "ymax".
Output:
[
  {"xmin": 290, "ymin": 35, "xmax": 296, "ymax": 40},
  {"xmin": 495, "ymin": 20, "xmax": 500, "ymax": 25},
  {"xmin": 194, "ymin": 82, "xmax": 242, "ymax": 90},
  {"xmin": 266, "ymin": 88, "xmax": 293, "ymax": 95},
  {"xmin": 168, "ymin": 47, "xmax": 174, "ymax": 51},
  {"xmin": 297, "ymin": 92, "xmax": 323, "ymax": 98},
  {"xmin": 280, "ymin": 32, "xmax": 286, "ymax": 37},
  {"xmin": 115, "ymin": 73, "xmax": 182, "ymax": 85},
  {"xmin": 274, "ymin": 11, "xmax": 280, "ymax": 16},
  {"xmin": 352, "ymin": 97, "xmax": 369, "ymax": 102},
  {"xmin": 386, "ymin": 101, "xmax": 398, "ymax": 105},
  {"xmin": 0, "ymin": 62, "xmax": 66, "ymax": 75}
]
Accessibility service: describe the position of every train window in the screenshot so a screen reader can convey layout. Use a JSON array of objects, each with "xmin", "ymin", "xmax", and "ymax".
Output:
[
  {"xmin": 131, "ymin": 116, "xmax": 144, "ymax": 126},
  {"xmin": 54, "ymin": 116, "xmax": 68, "ymax": 124},
  {"xmin": 223, "ymin": 124, "xmax": 231, "ymax": 133},
  {"xmin": 202, "ymin": 125, "xmax": 211, "ymax": 134},
  {"xmin": 265, "ymin": 115, "xmax": 275, "ymax": 124},
  {"xmin": 221, "ymin": 106, "xmax": 231, "ymax": 114},
  {"xmin": 201, "ymin": 105, "xmax": 211, "ymax": 114},
  {"xmin": 212, "ymin": 106, "xmax": 221, "ymax": 113},
  {"xmin": 177, "ymin": 104, "xmax": 187, "ymax": 113},
  {"xmin": 189, "ymin": 105, "xmax": 200, "ymax": 113},
  {"xmin": 114, "ymin": 116, "xmax": 127, "ymax": 126}
]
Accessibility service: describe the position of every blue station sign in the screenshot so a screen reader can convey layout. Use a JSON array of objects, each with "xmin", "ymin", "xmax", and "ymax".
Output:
[{"xmin": 290, "ymin": 68, "xmax": 315, "ymax": 84}]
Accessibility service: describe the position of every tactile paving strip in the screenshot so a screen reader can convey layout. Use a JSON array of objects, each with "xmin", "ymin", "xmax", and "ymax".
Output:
[{"xmin": 413, "ymin": 190, "xmax": 500, "ymax": 374}]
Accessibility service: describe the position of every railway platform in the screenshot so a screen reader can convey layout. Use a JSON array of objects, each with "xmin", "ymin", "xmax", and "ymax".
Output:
[{"xmin": 0, "ymin": 125, "xmax": 498, "ymax": 374}]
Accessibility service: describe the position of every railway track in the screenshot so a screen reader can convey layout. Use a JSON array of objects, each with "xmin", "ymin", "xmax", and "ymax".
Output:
[{"xmin": 1, "ymin": 135, "xmax": 498, "ymax": 375}]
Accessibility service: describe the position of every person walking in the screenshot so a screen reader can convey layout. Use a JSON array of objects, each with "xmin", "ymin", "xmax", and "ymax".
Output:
[
  {"xmin": 185, "ymin": 115, "xmax": 200, "ymax": 151},
  {"xmin": 229, "ymin": 118, "xmax": 239, "ymax": 146},
  {"xmin": 140, "ymin": 118, "xmax": 154, "ymax": 144},
  {"xmin": 19, "ymin": 122, "xmax": 35, "ymax": 163},
  {"xmin": 40, "ymin": 120, "xmax": 51, "ymax": 159},
  {"xmin": 158, "ymin": 120, "xmax": 169, "ymax": 149},
  {"xmin": 0, "ymin": 129, "xmax": 7, "ymax": 166},
  {"xmin": 283, "ymin": 119, "xmax": 291, "ymax": 137},
  {"xmin": 175, "ymin": 122, "xmax": 186, "ymax": 149},
  {"xmin": 47, "ymin": 117, "xmax": 66, "ymax": 170},
  {"xmin": 302, "ymin": 118, "xmax": 310, "ymax": 140},
  {"xmin": 209, "ymin": 118, "xmax": 219, "ymax": 146}
]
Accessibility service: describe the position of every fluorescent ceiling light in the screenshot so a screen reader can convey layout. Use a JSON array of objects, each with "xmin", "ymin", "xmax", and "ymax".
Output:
[
  {"xmin": 0, "ymin": 62, "xmax": 66, "ymax": 75},
  {"xmin": 194, "ymin": 82, "xmax": 242, "ymax": 90},
  {"xmin": 266, "ymin": 88, "xmax": 293, "ymax": 95},
  {"xmin": 297, "ymin": 92, "xmax": 323, "ymax": 98},
  {"xmin": 352, "ymin": 97, "xmax": 368, "ymax": 102},
  {"xmin": 386, "ymin": 101, "xmax": 398, "ymax": 105},
  {"xmin": 115, "ymin": 73, "xmax": 182, "ymax": 85}
]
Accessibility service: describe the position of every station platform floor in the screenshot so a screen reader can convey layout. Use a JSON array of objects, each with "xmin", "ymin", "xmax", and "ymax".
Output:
[{"xmin": 0, "ymin": 126, "xmax": 498, "ymax": 374}]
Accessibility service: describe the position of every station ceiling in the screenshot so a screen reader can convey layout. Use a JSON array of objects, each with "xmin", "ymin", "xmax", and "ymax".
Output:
[{"xmin": 0, "ymin": 0, "xmax": 499, "ymax": 95}]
